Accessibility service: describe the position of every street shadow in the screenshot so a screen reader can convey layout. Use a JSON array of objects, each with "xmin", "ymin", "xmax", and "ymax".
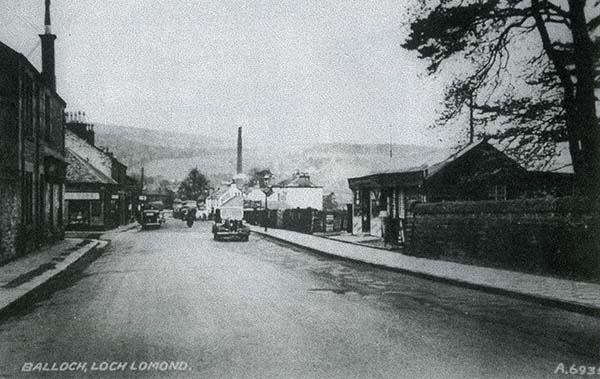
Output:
[{"xmin": 0, "ymin": 244, "xmax": 107, "ymax": 323}]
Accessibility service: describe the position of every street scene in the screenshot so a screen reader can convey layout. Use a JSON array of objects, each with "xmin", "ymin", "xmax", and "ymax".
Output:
[
  {"xmin": 1, "ymin": 0, "xmax": 599, "ymax": 378},
  {"xmin": 1, "ymin": 219, "xmax": 599, "ymax": 378}
]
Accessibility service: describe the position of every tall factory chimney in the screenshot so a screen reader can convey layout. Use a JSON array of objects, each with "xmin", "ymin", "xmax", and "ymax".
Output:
[
  {"xmin": 236, "ymin": 126, "xmax": 243, "ymax": 174},
  {"xmin": 40, "ymin": 0, "xmax": 56, "ymax": 91}
]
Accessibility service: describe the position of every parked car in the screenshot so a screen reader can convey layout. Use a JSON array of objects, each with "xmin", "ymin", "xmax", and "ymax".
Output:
[
  {"xmin": 212, "ymin": 219, "xmax": 250, "ymax": 241},
  {"xmin": 140, "ymin": 209, "xmax": 163, "ymax": 229}
]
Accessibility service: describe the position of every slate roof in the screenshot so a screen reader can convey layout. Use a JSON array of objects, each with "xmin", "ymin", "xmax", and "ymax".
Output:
[
  {"xmin": 362, "ymin": 141, "xmax": 486, "ymax": 178},
  {"xmin": 65, "ymin": 148, "xmax": 117, "ymax": 185},
  {"xmin": 351, "ymin": 140, "xmax": 574, "ymax": 182}
]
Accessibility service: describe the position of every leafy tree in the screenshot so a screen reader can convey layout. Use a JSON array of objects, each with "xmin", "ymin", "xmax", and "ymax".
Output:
[
  {"xmin": 323, "ymin": 192, "xmax": 339, "ymax": 210},
  {"xmin": 247, "ymin": 168, "xmax": 273, "ymax": 188},
  {"xmin": 178, "ymin": 168, "xmax": 210, "ymax": 201},
  {"xmin": 403, "ymin": 0, "xmax": 600, "ymax": 195}
]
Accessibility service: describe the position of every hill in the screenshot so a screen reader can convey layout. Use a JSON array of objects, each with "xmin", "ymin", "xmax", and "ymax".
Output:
[{"xmin": 93, "ymin": 123, "xmax": 446, "ymax": 203}]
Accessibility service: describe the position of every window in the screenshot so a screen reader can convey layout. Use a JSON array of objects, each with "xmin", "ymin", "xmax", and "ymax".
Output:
[
  {"xmin": 278, "ymin": 192, "xmax": 286, "ymax": 202},
  {"xmin": 91, "ymin": 201, "xmax": 102, "ymax": 217},
  {"xmin": 488, "ymin": 185, "xmax": 507, "ymax": 201},
  {"xmin": 45, "ymin": 95, "xmax": 51, "ymax": 140},
  {"xmin": 370, "ymin": 190, "xmax": 380, "ymax": 217},
  {"xmin": 23, "ymin": 77, "xmax": 33, "ymax": 138},
  {"xmin": 23, "ymin": 172, "xmax": 33, "ymax": 224}
]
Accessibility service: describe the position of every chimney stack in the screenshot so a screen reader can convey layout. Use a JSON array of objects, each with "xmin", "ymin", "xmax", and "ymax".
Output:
[
  {"xmin": 236, "ymin": 126, "xmax": 243, "ymax": 175},
  {"xmin": 40, "ymin": 0, "xmax": 56, "ymax": 91}
]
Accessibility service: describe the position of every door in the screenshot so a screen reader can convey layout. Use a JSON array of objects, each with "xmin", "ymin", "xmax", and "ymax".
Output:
[{"xmin": 360, "ymin": 189, "xmax": 370, "ymax": 233}]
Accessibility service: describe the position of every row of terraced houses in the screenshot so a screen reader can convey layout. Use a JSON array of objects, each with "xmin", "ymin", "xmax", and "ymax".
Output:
[{"xmin": 0, "ymin": 2, "xmax": 137, "ymax": 264}]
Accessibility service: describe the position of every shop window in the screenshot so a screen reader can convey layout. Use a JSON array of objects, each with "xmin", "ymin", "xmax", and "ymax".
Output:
[
  {"xmin": 68, "ymin": 200, "xmax": 90, "ymax": 226},
  {"xmin": 91, "ymin": 201, "xmax": 102, "ymax": 217}
]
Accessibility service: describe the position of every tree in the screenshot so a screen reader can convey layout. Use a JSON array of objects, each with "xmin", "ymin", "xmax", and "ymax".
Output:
[
  {"xmin": 178, "ymin": 168, "xmax": 210, "ymax": 201},
  {"xmin": 323, "ymin": 192, "xmax": 339, "ymax": 211},
  {"xmin": 247, "ymin": 168, "xmax": 273, "ymax": 188},
  {"xmin": 403, "ymin": 0, "xmax": 600, "ymax": 195}
]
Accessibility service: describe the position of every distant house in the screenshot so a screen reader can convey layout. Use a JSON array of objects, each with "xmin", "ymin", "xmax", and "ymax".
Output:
[
  {"xmin": 348, "ymin": 141, "xmax": 573, "ymax": 238},
  {"xmin": 267, "ymin": 171, "xmax": 323, "ymax": 211},
  {"xmin": 244, "ymin": 185, "xmax": 267, "ymax": 209},
  {"xmin": 206, "ymin": 182, "xmax": 243, "ymax": 215},
  {"xmin": 220, "ymin": 193, "xmax": 244, "ymax": 220}
]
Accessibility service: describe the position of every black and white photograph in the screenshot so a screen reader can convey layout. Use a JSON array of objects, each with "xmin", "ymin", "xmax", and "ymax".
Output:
[{"xmin": 0, "ymin": 1, "xmax": 599, "ymax": 378}]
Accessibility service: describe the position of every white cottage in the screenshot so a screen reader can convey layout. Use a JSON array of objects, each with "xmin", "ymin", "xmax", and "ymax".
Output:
[
  {"xmin": 206, "ymin": 182, "xmax": 243, "ymax": 214},
  {"xmin": 267, "ymin": 172, "xmax": 323, "ymax": 211}
]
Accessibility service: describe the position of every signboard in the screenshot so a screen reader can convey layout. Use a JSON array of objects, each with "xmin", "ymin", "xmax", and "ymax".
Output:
[
  {"xmin": 65, "ymin": 192, "xmax": 100, "ymax": 200},
  {"xmin": 325, "ymin": 214, "xmax": 334, "ymax": 232}
]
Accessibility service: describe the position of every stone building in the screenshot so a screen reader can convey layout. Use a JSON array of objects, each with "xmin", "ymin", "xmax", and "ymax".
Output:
[
  {"xmin": 0, "ymin": 0, "xmax": 67, "ymax": 263},
  {"xmin": 64, "ymin": 128, "xmax": 134, "ymax": 229}
]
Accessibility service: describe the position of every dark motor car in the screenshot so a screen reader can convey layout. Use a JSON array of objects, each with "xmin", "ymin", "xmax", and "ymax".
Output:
[
  {"xmin": 212, "ymin": 219, "xmax": 250, "ymax": 241},
  {"xmin": 141, "ymin": 209, "xmax": 163, "ymax": 229}
]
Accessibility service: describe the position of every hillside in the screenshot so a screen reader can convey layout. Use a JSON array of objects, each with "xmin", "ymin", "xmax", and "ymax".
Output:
[
  {"xmin": 93, "ymin": 123, "xmax": 447, "ymax": 203},
  {"xmin": 93, "ymin": 123, "xmax": 229, "ymax": 172}
]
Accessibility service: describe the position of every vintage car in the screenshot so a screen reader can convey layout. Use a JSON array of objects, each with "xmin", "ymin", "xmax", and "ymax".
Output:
[
  {"xmin": 212, "ymin": 194, "xmax": 248, "ymax": 241},
  {"xmin": 212, "ymin": 219, "xmax": 250, "ymax": 241},
  {"xmin": 141, "ymin": 209, "xmax": 163, "ymax": 229}
]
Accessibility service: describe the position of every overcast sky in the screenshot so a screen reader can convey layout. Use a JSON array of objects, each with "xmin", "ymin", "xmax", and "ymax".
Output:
[{"xmin": 0, "ymin": 0, "xmax": 459, "ymax": 148}]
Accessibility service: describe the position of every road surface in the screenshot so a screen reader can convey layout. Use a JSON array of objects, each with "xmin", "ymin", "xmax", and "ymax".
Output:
[{"xmin": 0, "ymin": 217, "xmax": 598, "ymax": 378}]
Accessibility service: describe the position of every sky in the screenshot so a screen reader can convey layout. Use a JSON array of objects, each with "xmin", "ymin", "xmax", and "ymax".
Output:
[{"xmin": 0, "ymin": 0, "xmax": 458, "ymax": 148}]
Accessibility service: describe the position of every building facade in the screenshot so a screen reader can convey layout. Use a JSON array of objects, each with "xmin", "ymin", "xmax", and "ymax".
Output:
[
  {"xmin": 64, "ymin": 129, "xmax": 134, "ymax": 230},
  {"xmin": 207, "ymin": 182, "xmax": 243, "ymax": 214},
  {"xmin": 266, "ymin": 172, "xmax": 323, "ymax": 211},
  {"xmin": 0, "ymin": 4, "xmax": 66, "ymax": 263},
  {"xmin": 348, "ymin": 141, "xmax": 573, "ymax": 239}
]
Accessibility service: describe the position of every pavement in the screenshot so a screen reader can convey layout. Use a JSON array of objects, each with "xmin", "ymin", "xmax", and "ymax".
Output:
[
  {"xmin": 0, "ymin": 224, "xmax": 133, "ymax": 316},
  {"xmin": 249, "ymin": 225, "xmax": 600, "ymax": 316},
  {"xmin": 316, "ymin": 232, "xmax": 402, "ymax": 251}
]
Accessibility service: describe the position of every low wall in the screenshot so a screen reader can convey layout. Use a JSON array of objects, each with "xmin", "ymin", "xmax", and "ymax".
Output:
[
  {"xmin": 244, "ymin": 209, "xmax": 349, "ymax": 234},
  {"xmin": 409, "ymin": 197, "xmax": 600, "ymax": 280}
]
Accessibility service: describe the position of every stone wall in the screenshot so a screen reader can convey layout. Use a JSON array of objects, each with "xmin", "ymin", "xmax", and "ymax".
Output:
[
  {"xmin": 408, "ymin": 197, "xmax": 600, "ymax": 280},
  {"xmin": 0, "ymin": 178, "xmax": 21, "ymax": 263}
]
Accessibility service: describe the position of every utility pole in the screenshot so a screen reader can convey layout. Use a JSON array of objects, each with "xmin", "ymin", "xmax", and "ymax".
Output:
[{"xmin": 140, "ymin": 166, "xmax": 144, "ymax": 194}]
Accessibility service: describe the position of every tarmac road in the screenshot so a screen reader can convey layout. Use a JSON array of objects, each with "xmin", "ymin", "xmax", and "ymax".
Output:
[{"xmin": 0, "ymin": 218, "xmax": 598, "ymax": 378}]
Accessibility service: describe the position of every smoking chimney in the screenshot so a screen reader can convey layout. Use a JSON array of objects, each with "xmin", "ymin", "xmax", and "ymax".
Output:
[
  {"xmin": 40, "ymin": 0, "xmax": 56, "ymax": 91},
  {"xmin": 236, "ymin": 126, "xmax": 243, "ymax": 174}
]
